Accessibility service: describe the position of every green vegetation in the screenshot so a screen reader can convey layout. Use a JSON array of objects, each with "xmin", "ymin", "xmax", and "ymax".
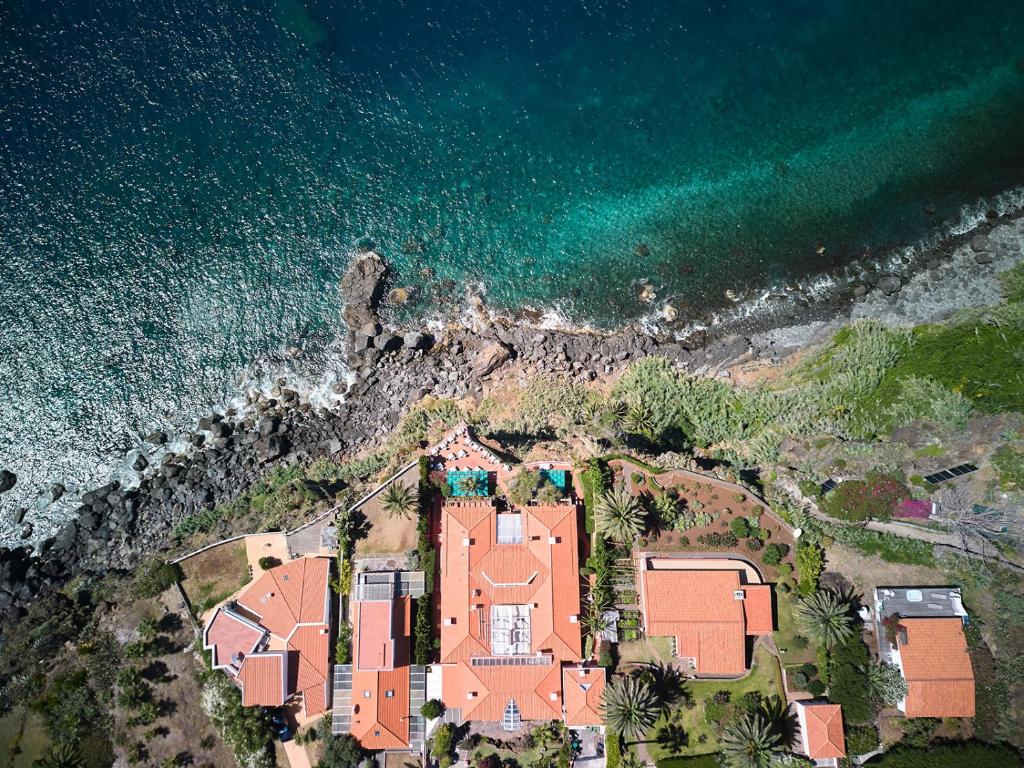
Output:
[
  {"xmin": 381, "ymin": 481, "xmax": 418, "ymax": 519},
  {"xmin": 420, "ymin": 699, "xmax": 445, "ymax": 720},
  {"xmin": 720, "ymin": 714, "xmax": 781, "ymax": 768},
  {"xmin": 654, "ymin": 756, "xmax": 721, "ymax": 768},
  {"xmin": 992, "ymin": 444, "xmax": 1024, "ymax": 490},
  {"xmin": 198, "ymin": 663, "xmax": 274, "ymax": 768},
  {"xmin": 316, "ymin": 727, "xmax": 365, "ymax": 768},
  {"xmin": 595, "ymin": 486, "xmax": 646, "ymax": 545},
  {"xmin": 644, "ymin": 647, "xmax": 784, "ymax": 762},
  {"xmin": 794, "ymin": 542, "xmax": 824, "ymax": 595},
  {"xmin": 865, "ymin": 741, "xmax": 1023, "ymax": 768},
  {"xmin": 796, "ymin": 590, "xmax": 855, "ymax": 651},
  {"xmin": 580, "ymin": 457, "xmax": 613, "ymax": 534},
  {"xmin": 601, "ymin": 676, "xmax": 661, "ymax": 743},
  {"xmin": 826, "ymin": 633, "xmax": 875, "ymax": 725},
  {"xmin": 819, "ymin": 473, "xmax": 909, "ymax": 522},
  {"xmin": 133, "ymin": 559, "xmax": 183, "ymax": 599},
  {"xmin": 413, "ymin": 456, "xmax": 436, "ymax": 665}
]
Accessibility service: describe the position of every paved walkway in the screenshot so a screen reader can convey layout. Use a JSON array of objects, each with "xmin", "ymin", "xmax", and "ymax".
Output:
[
  {"xmin": 244, "ymin": 532, "xmax": 289, "ymax": 571},
  {"xmin": 282, "ymin": 737, "xmax": 312, "ymax": 768}
]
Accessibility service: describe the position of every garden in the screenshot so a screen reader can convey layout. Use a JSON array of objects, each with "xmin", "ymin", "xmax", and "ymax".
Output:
[
  {"xmin": 641, "ymin": 646, "xmax": 786, "ymax": 763},
  {"xmin": 177, "ymin": 539, "xmax": 250, "ymax": 615}
]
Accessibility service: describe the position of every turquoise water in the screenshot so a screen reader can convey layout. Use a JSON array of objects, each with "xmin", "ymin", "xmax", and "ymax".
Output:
[{"xmin": 2, "ymin": 0, "xmax": 1024, "ymax": 534}]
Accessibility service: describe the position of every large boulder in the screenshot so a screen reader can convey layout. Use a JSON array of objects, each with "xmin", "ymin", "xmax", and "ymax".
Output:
[
  {"xmin": 876, "ymin": 275, "xmax": 902, "ymax": 295},
  {"xmin": 473, "ymin": 341, "xmax": 512, "ymax": 377},
  {"xmin": 340, "ymin": 251, "xmax": 388, "ymax": 333},
  {"xmin": 0, "ymin": 470, "xmax": 15, "ymax": 493}
]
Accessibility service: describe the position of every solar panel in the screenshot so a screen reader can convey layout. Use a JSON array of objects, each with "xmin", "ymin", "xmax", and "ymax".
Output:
[
  {"xmin": 820, "ymin": 479, "xmax": 837, "ymax": 494},
  {"xmin": 923, "ymin": 463, "xmax": 980, "ymax": 485}
]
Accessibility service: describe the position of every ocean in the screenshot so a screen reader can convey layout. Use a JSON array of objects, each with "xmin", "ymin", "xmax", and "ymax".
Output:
[{"xmin": 2, "ymin": 0, "xmax": 1024, "ymax": 539}]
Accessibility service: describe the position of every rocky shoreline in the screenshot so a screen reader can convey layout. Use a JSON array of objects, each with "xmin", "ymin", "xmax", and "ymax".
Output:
[{"xmin": 2, "ymin": 209, "xmax": 1024, "ymax": 619}]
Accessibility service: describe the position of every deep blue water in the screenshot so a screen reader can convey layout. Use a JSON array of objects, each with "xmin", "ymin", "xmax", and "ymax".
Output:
[{"xmin": 2, "ymin": 0, "xmax": 1024, "ymax": 537}]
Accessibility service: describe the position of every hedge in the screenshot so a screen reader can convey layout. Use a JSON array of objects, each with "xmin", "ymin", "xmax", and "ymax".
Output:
[
  {"xmin": 865, "ymin": 742, "xmax": 1023, "ymax": 768},
  {"xmin": 414, "ymin": 456, "xmax": 435, "ymax": 665},
  {"xmin": 580, "ymin": 457, "xmax": 612, "ymax": 535},
  {"xmin": 655, "ymin": 755, "xmax": 721, "ymax": 768}
]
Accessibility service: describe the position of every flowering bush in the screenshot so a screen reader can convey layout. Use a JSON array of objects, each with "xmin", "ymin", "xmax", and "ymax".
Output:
[{"xmin": 820, "ymin": 472, "xmax": 909, "ymax": 521}]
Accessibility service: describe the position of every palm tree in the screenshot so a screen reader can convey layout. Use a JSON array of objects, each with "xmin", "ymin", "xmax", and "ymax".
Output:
[
  {"xmin": 796, "ymin": 589, "xmax": 855, "ymax": 651},
  {"xmin": 381, "ymin": 482, "xmax": 419, "ymax": 520},
  {"xmin": 581, "ymin": 599, "xmax": 611, "ymax": 647},
  {"xmin": 595, "ymin": 487, "xmax": 645, "ymax": 545},
  {"xmin": 37, "ymin": 743, "xmax": 85, "ymax": 768},
  {"xmin": 600, "ymin": 675, "xmax": 660, "ymax": 744},
  {"xmin": 720, "ymin": 713, "xmax": 781, "ymax": 768},
  {"xmin": 637, "ymin": 661, "xmax": 685, "ymax": 712},
  {"xmin": 622, "ymin": 402, "xmax": 656, "ymax": 441}
]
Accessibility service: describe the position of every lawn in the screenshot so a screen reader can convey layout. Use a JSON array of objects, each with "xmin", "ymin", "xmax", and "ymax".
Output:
[
  {"xmin": 618, "ymin": 635, "xmax": 675, "ymax": 667},
  {"xmin": 773, "ymin": 590, "xmax": 817, "ymax": 666},
  {"xmin": 0, "ymin": 707, "xmax": 47, "ymax": 768},
  {"xmin": 179, "ymin": 539, "xmax": 251, "ymax": 615},
  {"xmin": 354, "ymin": 465, "xmax": 420, "ymax": 556},
  {"xmin": 644, "ymin": 646, "xmax": 785, "ymax": 761}
]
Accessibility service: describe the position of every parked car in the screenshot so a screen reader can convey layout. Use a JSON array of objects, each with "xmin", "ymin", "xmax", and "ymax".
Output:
[{"xmin": 266, "ymin": 709, "xmax": 293, "ymax": 742}]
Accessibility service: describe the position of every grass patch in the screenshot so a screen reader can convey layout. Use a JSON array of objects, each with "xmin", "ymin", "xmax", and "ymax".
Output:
[
  {"xmin": 179, "ymin": 540, "xmax": 250, "ymax": 614},
  {"xmin": 0, "ymin": 707, "xmax": 48, "ymax": 768},
  {"xmin": 773, "ymin": 590, "xmax": 818, "ymax": 665},
  {"xmin": 617, "ymin": 635, "xmax": 675, "ymax": 667},
  {"xmin": 643, "ymin": 646, "xmax": 784, "ymax": 761}
]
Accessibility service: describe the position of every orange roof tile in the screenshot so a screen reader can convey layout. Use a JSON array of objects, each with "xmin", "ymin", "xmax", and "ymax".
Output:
[
  {"xmin": 562, "ymin": 666, "xmax": 606, "ymax": 727},
  {"xmin": 642, "ymin": 569, "xmax": 750, "ymax": 675},
  {"xmin": 897, "ymin": 618, "xmax": 975, "ymax": 718},
  {"xmin": 442, "ymin": 658, "xmax": 563, "ymax": 723},
  {"xmin": 204, "ymin": 557, "xmax": 332, "ymax": 716},
  {"xmin": 238, "ymin": 652, "xmax": 287, "ymax": 706},
  {"xmin": 236, "ymin": 557, "xmax": 330, "ymax": 638},
  {"xmin": 800, "ymin": 703, "xmax": 846, "ymax": 759},
  {"xmin": 355, "ymin": 600, "xmax": 395, "ymax": 671},
  {"xmin": 741, "ymin": 584, "xmax": 774, "ymax": 635},
  {"xmin": 440, "ymin": 501, "xmax": 582, "ymax": 667},
  {"xmin": 350, "ymin": 597, "xmax": 413, "ymax": 749}
]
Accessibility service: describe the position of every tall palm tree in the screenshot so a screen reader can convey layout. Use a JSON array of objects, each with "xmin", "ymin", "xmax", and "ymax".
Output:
[
  {"xmin": 600, "ymin": 675, "xmax": 660, "ymax": 744},
  {"xmin": 595, "ymin": 487, "xmax": 645, "ymax": 545},
  {"xmin": 381, "ymin": 482, "xmax": 419, "ymax": 520},
  {"xmin": 796, "ymin": 589, "xmax": 855, "ymax": 651},
  {"xmin": 720, "ymin": 713, "xmax": 781, "ymax": 768}
]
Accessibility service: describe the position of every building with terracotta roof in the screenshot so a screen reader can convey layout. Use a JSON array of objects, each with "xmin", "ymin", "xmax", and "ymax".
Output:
[
  {"xmin": 438, "ymin": 487, "xmax": 588, "ymax": 730},
  {"xmin": 333, "ymin": 570, "xmax": 427, "ymax": 753},
  {"xmin": 894, "ymin": 617, "xmax": 975, "ymax": 718},
  {"xmin": 795, "ymin": 701, "xmax": 846, "ymax": 766},
  {"xmin": 203, "ymin": 556, "xmax": 333, "ymax": 719},
  {"xmin": 637, "ymin": 556, "xmax": 774, "ymax": 676},
  {"xmin": 874, "ymin": 586, "xmax": 975, "ymax": 719},
  {"xmin": 562, "ymin": 665, "xmax": 606, "ymax": 727}
]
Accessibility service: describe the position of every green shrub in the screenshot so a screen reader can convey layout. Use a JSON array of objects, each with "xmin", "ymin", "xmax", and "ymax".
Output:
[
  {"xmin": 820, "ymin": 472, "xmax": 909, "ymax": 522},
  {"xmin": 828, "ymin": 634, "xmax": 875, "ymax": 724},
  {"xmin": 605, "ymin": 732, "xmax": 621, "ymax": 768},
  {"xmin": 795, "ymin": 542, "xmax": 824, "ymax": 595},
  {"xmin": 335, "ymin": 620, "xmax": 352, "ymax": 665},
  {"xmin": 421, "ymin": 699, "xmax": 445, "ymax": 720},
  {"xmin": 845, "ymin": 724, "xmax": 879, "ymax": 755},
  {"xmin": 655, "ymin": 755, "xmax": 721, "ymax": 768},
  {"xmin": 993, "ymin": 445, "xmax": 1024, "ymax": 490},
  {"xmin": 729, "ymin": 517, "xmax": 751, "ymax": 539},
  {"xmin": 865, "ymin": 742, "xmax": 1023, "ymax": 768},
  {"xmin": 257, "ymin": 556, "xmax": 279, "ymax": 570},
  {"xmin": 133, "ymin": 560, "xmax": 183, "ymax": 599},
  {"xmin": 580, "ymin": 458, "xmax": 612, "ymax": 535},
  {"xmin": 762, "ymin": 542, "xmax": 789, "ymax": 565}
]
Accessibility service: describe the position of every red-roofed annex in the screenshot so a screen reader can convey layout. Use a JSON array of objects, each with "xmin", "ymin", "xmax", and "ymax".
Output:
[{"xmin": 203, "ymin": 556, "xmax": 333, "ymax": 718}]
